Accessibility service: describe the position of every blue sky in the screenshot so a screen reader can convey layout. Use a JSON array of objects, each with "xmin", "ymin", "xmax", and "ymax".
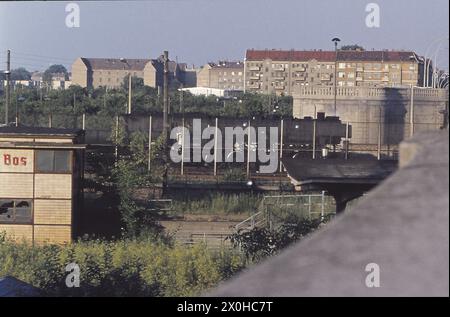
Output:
[{"xmin": 0, "ymin": 0, "xmax": 448, "ymax": 72}]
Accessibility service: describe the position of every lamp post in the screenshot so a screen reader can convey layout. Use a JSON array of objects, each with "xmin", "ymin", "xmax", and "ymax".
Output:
[
  {"xmin": 332, "ymin": 38, "xmax": 341, "ymax": 116},
  {"xmin": 120, "ymin": 58, "xmax": 132, "ymax": 114}
]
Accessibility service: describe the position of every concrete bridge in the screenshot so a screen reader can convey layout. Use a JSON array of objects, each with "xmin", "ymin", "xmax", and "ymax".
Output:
[
  {"xmin": 293, "ymin": 86, "xmax": 448, "ymax": 145},
  {"xmin": 282, "ymin": 156, "xmax": 397, "ymax": 212}
]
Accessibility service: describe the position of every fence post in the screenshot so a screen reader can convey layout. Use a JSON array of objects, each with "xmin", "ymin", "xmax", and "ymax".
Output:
[
  {"xmin": 308, "ymin": 194, "xmax": 312, "ymax": 218},
  {"xmin": 312, "ymin": 119, "xmax": 317, "ymax": 159},
  {"xmin": 345, "ymin": 122, "xmax": 349, "ymax": 160},
  {"xmin": 82, "ymin": 113, "xmax": 86, "ymax": 130},
  {"xmin": 321, "ymin": 190, "xmax": 325, "ymax": 220}
]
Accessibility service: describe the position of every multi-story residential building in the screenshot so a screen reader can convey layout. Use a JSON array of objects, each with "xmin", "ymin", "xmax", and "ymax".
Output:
[
  {"xmin": 71, "ymin": 58, "xmax": 161, "ymax": 89},
  {"xmin": 245, "ymin": 49, "xmax": 424, "ymax": 95},
  {"xmin": 197, "ymin": 61, "xmax": 244, "ymax": 90},
  {"xmin": 71, "ymin": 55, "xmax": 192, "ymax": 90}
]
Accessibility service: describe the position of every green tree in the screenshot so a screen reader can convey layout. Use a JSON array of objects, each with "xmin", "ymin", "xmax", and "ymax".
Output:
[
  {"xmin": 11, "ymin": 67, "xmax": 31, "ymax": 80},
  {"xmin": 43, "ymin": 64, "xmax": 68, "ymax": 83},
  {"xmin": 340, "ymin": 44, "xmax": 365, "ymax": 51}
]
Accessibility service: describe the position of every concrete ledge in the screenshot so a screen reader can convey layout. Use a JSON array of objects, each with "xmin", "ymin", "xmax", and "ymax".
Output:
[{"xmin": 210, "ymin": 131, "xmax": 449, "ymax": 297}]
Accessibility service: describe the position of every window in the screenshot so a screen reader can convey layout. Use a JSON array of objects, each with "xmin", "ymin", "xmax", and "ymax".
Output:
[
  {"xmin": 0, "ymin": 200, "xmax": 32, "ymax": 224},
  {"xmin": 338, "ymin": 63, "xmax": 346, "ymax": 69},
  {"xmin": 36, "ymin": 150, "xmax": 71, "ymax": 173}
]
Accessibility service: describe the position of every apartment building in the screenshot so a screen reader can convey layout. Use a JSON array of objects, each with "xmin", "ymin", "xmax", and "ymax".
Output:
[
  {"xmin": 245, "ymin": 49, "xmax": 423, "ymax": 95},
  {"xmin": 71, "ymin": 57, "xmax": 161, "ymax": 89},
  {"xmin": 197, "ymin": 61, "xmax": 244, "ymax": 90}
]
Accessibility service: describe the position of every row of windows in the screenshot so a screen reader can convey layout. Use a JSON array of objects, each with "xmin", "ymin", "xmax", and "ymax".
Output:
[
  {"xmin": 97, "ymin": 71, "xmax": 139, "ymax": 76},
  {"xmin": 219, "ymin": 78, "xmax": 242, "ymax": 83},
  {"xmin": 218, "ymin": 72, "xmax": 243, "ymax": 76}
]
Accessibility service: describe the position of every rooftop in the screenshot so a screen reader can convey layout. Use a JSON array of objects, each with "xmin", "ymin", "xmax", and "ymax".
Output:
[
  {"xmin": 246, "ymin": 49, "xmax": 418, "ymax": 62},
  {"xmin": 80, "ymin": 57, "xmax": 153, "ymax": 71},
  {"xmin": 282, "ymin": 156, "xmax": 397, "ymax": 185},
  {"xmin": 0, "ymin": 126, "xmax": 85, "ymax": 138}
]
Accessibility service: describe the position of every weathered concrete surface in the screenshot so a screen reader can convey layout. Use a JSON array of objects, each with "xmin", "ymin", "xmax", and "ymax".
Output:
[
  {"xmin": 210, "ymin": 131, "xmax": 449, "ymax": 297},
  {"xmin": 293, "ymin": 87, "xmax": 448, "ymax": 144}
]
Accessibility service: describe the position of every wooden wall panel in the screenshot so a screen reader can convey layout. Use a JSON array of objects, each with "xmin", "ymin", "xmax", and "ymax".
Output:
[
  {"xmin": 0, "ymin": 174, "xmax": 34, "ymax": 198},
  {"xmin": 34, "ymin": 225, "xmax": 71, "ymax": 245},
  {"xmin": 34, "ymin": 174, "xmax": 72, "ymax": 199},
  {"xmin": 34, "ymin": 138, "xmax": 73, "ymax": 144},
  {"xmin": 0, "ymin": 138, "xmax": 35, "ymax": 142},
  {"xmin": 0, "ymin": 225, "xmax": 33, "ymax": 243},
  {"xmin": 34, "ymin": 199, "xmax": 72, "ymax": 225}
]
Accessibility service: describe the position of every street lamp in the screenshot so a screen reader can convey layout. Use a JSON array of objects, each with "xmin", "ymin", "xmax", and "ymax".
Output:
[
  {"xmin": 120, "ymin": 58, "xmax": 132, "ymax": 114},
  {"xmin": 332, "ymin": 37, "xmax": 341, "ymax": 115}
]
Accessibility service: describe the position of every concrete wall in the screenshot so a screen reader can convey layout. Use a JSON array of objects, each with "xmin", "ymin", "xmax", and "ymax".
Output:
[{"xmin": 293, "ymin": 86, "xmax": 448, "ymax": 144}]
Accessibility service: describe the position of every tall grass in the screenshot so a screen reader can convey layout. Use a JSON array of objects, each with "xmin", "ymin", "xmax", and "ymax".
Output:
[{"xmin": 170, "ymin": 193, "xmax": 262, "ymax": 216}]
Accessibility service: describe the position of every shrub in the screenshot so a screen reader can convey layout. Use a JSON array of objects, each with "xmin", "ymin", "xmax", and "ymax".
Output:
[{"xmin": 0, "ymin": 237, "xmax": 245, "ymax": 297}]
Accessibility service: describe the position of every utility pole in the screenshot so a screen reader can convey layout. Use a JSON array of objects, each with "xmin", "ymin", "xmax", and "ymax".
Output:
[
  {"xmin": 161, "ymin": 51, "xmax": 170, "ymax": 195},
  {"xmin": 163, "ymin": 51, "xmax": 170, "ymax": 144},
  {"xmin": 5, "ymin": 49, "xmax": 11, "ymax": 125},
  {"xmin": 179, "ymin": 84, "xmax": 184, "ymax": 113},
  {"xmin": 128, "ymin": 72, "xmax": 132, "ymax": 114}
]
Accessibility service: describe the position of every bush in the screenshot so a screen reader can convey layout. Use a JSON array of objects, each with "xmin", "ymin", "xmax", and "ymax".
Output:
[{"xmin": 0, "ymin": 237, "xmax": 245, "ymax": 297}]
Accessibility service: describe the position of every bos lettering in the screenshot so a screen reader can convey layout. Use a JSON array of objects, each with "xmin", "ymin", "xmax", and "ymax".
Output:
[{"xmin": 3, "ymin": 154, "xmax": 27, "ymax": 166}]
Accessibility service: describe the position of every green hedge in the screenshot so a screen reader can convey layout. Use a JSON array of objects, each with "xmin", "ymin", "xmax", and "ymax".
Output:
[{"xmin": 0, "ymin": 236, "xmax": 245, "ymax": 297}]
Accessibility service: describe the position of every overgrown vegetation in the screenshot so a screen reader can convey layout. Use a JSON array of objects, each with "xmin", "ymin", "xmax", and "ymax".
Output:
[
  {"xmin": 229, "ymin": 215, "xmax": 330, "ymax": 262},
  {"xmin": 0, "ymin": 235, "xmax": 245, "ymax": 296},
  {"xmin": 170, "ymin": 192, "xmax": 262, "ymax": 216}
]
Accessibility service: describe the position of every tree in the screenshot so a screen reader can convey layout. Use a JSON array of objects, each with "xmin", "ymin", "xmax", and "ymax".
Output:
[
  {"xmin": 340, "ymin": 44, "xmax": 365, "ymax": 51},
  {"xmin": 43, "ymin": 64, "xmax": 69, "ymax": 83},
  {"xmin": 11, "ymin": 67, "xmax": 31, "ymax": 80},
  {"xmin": 228, "ymin": 215, "xmax": 329, "ymax": 262}
]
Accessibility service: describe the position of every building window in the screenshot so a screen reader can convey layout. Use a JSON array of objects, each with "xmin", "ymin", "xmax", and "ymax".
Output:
[
  {"xmin": 338, "ymin": 63, "xmax": 346, "ymax": 69},
  {"xmin": 0, "ymin": 199, "xmax": 32, "ymax": 224},
  {"xmin": 36, "ymin": 150, "xmax": 71, "ymax": 173}
]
